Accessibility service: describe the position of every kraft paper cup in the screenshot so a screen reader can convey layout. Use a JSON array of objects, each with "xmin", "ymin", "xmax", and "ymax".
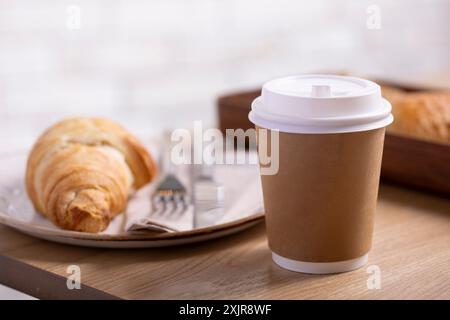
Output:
[{"xmin": 249, "ymin": 75, "xmax": 393, "ymax": 274}]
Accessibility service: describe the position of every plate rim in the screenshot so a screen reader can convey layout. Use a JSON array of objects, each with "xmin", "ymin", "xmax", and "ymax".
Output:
[
  {"xmin": 16, "ymin": 219, "xmax": 263, "ymax": 248},
  {"xmin": 0, "ymin": 210, "xmax": 264, "ymax": 241}
]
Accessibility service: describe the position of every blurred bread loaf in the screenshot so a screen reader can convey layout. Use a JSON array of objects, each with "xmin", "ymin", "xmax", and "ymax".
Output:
[{"xmin": 381, "ymin": 85, "xmax": 450, "ymax": 144}]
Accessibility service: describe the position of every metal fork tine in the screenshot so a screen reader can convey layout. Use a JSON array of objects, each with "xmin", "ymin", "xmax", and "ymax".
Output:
[
  {"xmin": 152, "ymin": 174, "xmax": 188, "ymax": 215},
  {"xmin": 151, "ymin": 130, "xmax": 189, "ymax": 216}
]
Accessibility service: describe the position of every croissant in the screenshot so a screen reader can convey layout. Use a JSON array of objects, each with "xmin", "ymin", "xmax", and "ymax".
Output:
[
  {"xmin": 26, "ymin": 117, "xmax": 157, "ymax": 233},
  {"xmin": 381, "ymin": 84, "xmax": 450, "ymax": 144}
]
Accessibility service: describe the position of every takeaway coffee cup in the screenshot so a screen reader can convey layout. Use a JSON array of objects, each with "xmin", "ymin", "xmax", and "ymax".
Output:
[{"xmin": 249, "ymin": 75, "xmax": 393, "ymax": 274}]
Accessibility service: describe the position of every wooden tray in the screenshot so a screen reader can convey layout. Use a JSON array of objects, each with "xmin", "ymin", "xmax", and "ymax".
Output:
[{"xmin": 217, "ymin": 89, "xmax": 450, "ymax": 197}]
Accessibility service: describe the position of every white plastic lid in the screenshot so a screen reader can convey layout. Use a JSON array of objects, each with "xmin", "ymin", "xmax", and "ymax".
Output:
[{"xmin": 249, "ymin": 74, "xmax": 393, "ymax": 134}]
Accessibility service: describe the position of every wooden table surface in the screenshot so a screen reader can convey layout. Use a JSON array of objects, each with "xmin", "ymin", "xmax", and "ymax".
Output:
[{"xmin": 0, "ymin": 184, "xmax": 449, "ymax": 300}]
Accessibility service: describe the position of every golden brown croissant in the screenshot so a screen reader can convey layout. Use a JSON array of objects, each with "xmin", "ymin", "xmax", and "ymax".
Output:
[
  {"xmin": 26, "ymin": 117, "xmax": 157, "ymax": 233},
  {"xmin": 381, "ymin": 85, "xmax": 450, "ymax": 144}
]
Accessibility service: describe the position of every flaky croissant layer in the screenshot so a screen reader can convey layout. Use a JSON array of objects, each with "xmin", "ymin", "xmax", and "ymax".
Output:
[{"xmin": 26, "ymin": 117, "xmax": 157, "ymax": 233}]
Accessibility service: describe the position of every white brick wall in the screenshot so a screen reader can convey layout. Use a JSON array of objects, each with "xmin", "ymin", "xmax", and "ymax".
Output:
[{"xmin": 0, "ymin": 0, "xmax": 449, "ymax": 152}]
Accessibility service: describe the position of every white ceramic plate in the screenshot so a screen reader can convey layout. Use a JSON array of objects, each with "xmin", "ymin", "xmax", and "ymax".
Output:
[{"xmin": 0, "ymin": 151, "xmax": 264, "ymax": 248}]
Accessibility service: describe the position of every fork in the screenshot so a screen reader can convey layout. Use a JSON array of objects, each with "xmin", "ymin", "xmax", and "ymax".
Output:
[{"xmin": 152, "ymin": 130, "xmax": 188, "ymax": 214}]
